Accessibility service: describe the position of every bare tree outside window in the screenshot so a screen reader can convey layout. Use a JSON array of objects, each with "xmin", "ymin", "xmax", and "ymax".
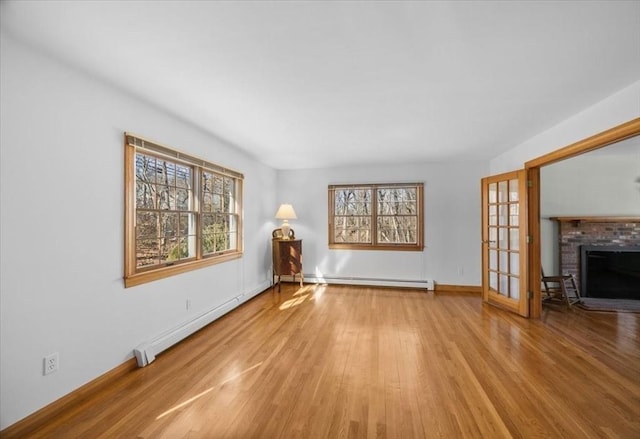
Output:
[
  {"xmin": 329, "ymin": 183, "xmax": 423, "ymax": 251},
  {"xmin": 135, "ymin": 154, "xmax": 196, "ymax": 268},
  {"xmin": 125, "ymin": 133, "xmax": 243, "ymax": 287}
]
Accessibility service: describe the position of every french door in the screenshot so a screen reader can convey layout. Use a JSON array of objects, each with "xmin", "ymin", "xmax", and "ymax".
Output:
[{"xmin": 481, "ymin": 170, "xmax": 528, "ymax": 317}]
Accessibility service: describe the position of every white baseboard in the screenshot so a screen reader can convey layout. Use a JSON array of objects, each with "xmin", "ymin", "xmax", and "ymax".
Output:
[{"xmin": 280, "ymin": 274, "xmax": 433, "ymax": 290}]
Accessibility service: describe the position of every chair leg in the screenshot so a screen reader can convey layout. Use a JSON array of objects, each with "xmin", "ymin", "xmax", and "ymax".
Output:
[{"xmin": 561, "ymin": 280, "xmax": 572, "ymax": 308}]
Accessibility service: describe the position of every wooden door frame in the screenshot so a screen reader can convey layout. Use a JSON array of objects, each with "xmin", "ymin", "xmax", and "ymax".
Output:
[{"xmin": 525, "ymin": 117, "xmax": 640, "ymax": 318}]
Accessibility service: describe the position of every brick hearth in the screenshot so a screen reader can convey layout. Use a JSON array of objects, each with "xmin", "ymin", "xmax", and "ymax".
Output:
[{"xmin": 553, "ymin": 217, "xmax": 640, "ymax": 289}]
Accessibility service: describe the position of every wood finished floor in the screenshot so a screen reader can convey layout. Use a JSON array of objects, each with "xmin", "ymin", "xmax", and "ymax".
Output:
[{"xmin": 8, "ymin": 284, "xmax": 640, "ymax": 438}]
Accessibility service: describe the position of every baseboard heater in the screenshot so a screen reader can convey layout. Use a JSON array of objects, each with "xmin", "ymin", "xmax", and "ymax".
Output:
[
  {"xmin": 300, "ymin": 275, "xmax": 434, "ymax": 290},
  {"xmin": 133, "ymin": 297, "xmax": 240, "ymax": 367},
  {"xmin": 132, "ymin": 281, "xmax": 270, "ymax": 367}
]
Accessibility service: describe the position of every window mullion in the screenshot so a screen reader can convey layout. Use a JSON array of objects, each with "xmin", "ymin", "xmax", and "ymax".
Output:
[
  {"xmin": 194, "ymin": 166, "xmax": 203, "ymax": 260},
  {"xmin": 371, "ymin": 188, "xmax": 378, "ymax": 246}
]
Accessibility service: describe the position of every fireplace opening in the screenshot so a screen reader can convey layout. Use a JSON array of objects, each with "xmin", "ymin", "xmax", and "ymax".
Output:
[{"xmin": 580, "ymin": 246, "xmax": 640, "ymax": 300}]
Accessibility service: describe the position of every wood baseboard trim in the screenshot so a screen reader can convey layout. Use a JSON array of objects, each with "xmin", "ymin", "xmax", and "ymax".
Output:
[
  {"xmin": 0, "ymin": 358, "xmax": 138, "ymax": 438},
  {"xmin": 434, "ymin": 284, "xmax": 482, "ymax": 295}
]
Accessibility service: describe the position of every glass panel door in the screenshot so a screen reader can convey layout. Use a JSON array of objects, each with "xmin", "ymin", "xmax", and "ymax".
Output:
[{"xmin": 481, "ymin": 170, "xmax": 528, "ymax": 317}]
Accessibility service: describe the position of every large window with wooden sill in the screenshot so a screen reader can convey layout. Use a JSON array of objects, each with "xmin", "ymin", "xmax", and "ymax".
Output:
[
  {"xmin": 328, "ymin": 183, "xmax": 424, "ymax": 251},
  {"xmin": 124, "ymin": 133, "xmax": 243, "ymax": 287}
]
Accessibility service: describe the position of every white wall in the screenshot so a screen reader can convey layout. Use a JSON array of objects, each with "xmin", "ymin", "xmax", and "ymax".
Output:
[
  {"xmin": 540, "ymin": 140, "xmax": 640, "ymax": 273},
  {"xmin": 490, "ymin": 80, "xmax": 640, "ymax": 174},
  {"xmin": 277, "ymin": 161, "xmax": 488, "ymax": 287},
  {"xmin": 489, "ymin": 79, "xmax": 639, "ymax": 279},
  {"xmin": 0, "ymin": 34, "xmax": 277, "ymax": 429}
]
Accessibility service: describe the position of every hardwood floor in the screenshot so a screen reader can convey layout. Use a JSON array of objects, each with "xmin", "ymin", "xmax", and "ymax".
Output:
[{"xmin": 5, "ymin": 285, "xmax": 640, "ymax": 438}]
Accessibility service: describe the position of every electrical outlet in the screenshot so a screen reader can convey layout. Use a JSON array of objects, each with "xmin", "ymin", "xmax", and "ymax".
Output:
[{"xmin": 43, "ymin": 352, "xmax": 59, "ymax": 375}]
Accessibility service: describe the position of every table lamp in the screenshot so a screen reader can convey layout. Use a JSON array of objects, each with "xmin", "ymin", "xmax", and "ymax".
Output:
[{"xmin": 275, "ymin": 204, "xmax": 297, "ymax": 239}]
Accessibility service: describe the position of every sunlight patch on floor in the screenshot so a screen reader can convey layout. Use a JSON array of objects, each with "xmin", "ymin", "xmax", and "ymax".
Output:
[
  {"xmin": 155, "ymin": 362, "xmax": 263, "ymax": 420},
  {"xmin": 279, "ymin": 294, "xmax": 310, "ymax": 310},
  {"xmin": 279, "ymin": 284, "xmax": 329, "ymax": 310}
]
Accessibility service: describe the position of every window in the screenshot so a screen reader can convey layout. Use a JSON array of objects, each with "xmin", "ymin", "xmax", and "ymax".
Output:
[
  {"xmin": 125, "ymin": 133, "xmax": 243, "ymax": 287},
  {"xmin": 328, "ymin": 183, "xmax": 424, "ymax": 251}
]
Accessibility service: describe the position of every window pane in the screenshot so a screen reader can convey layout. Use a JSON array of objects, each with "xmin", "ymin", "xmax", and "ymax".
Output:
[
  {"xmin": 335, "ymin": 189, "xmax": 371, "ymax": 215},
  {"xmin": 157, "ymin": 185, "xmax": 171, "ymax": 210},
  {"xmin": 165, "ymin": 237, "xmax": 190, "ymax": 261},
  {"xmin": 499, "ymin": 274, "xmax": 509, "ymax": 296},
  {"xmin": 509, "ymin": 179, "xmax": 519, "ymax": 202},
  {"xmin": 136, "ymin": 154, "xmax": 156, "ymax": 183},
  {"xmin": 176, "ymin": 165, "xmax": 191, "ymax": 189},
  {"xmin": 489, "ymin": 250, "xmax": 498, "ymax": 270},
  {"xmin": 498, "ymin": 228, "xmax": 508, "ymax": 249},
  {"xmin": 378, "ymin": 216, "xmax": 416, "ymax": 243},
  {"xmin": 509, "ymin": 204, "xmax": 519, "ymax": 226},
  {"xmin": 203, "ymin": 231, "xmax": 215, "ymax": 254},
  {"xmin": 224, "ymin": 177, "xmax": 234, "ymax": 198},
  {"xmin": 167, "ymin": 187, "xmax": 177, "ymax": 210},
  {"xmin": 510, "ymin": 252, "xmax": 519, "ymax": 275},
  {"xmin": 489, "ymin": 227, "xmax": 498, "ymax": 248},
  {"xmin": 203, "ymin": 171, "xmax": 234, "ymax": 216},
  {"xmin": 176, "ymin": 188, "xmax": 190, "ymax": 210},
  {"xmin": 358, "ymin": 229, "xmax": 370, "ymax": 242},
  {"xmin": 213, "ymin": 175, "xmax": 223, "ymax": 194},
  {"xmin": 377, "ymin": 187, "xmax": 417, "ymax": 215},
  {"xmin": 179, "ymin": 213, "xmax": 191, "ymax": 236},
  {"xmin": 335, "ymin": 225, "xmax": 365, "ymax": 243},
  {"xmin": 156, "ymin": 159, "xmax": 167, "ymax": 185},
  {"xmin": 228, "ymin": 214, "xmax": 238, "ymax": 232},
  {"xmin": 201, "ymin": 213, "xmax": 235, "ymax": 254},
  {"xmin": 498, "ymin": 181, "xmax": 508, "ymax": 203},
  {"xmin": 499, "ymin": 250, "xmax": 509, "ymax": 273},
  {"xmin": 489, "ymin": 271, "xmax": 498, "ymax": 290},
  {"xmin": 137, "ymin": 212, "xmax": 158, "ymax": 238},
  {"xmin": 136, "ymin": 181, "xmax": 155, "ymax": 209},
  {"xmin": 489, "ymin": 205, "xmax": 497, "ymax": 226},
  {"xmin": 223, "ymin": 190, "xmax": 231, "ymax": 213},
  {"xmin": 488, "ymin": 183, "xmax": 497, "ymax": 203},
  {"xmin": 161, "ymin": 213, "xmax": 178, "ymax": 239},
  {"xmin": 137, "ymin": 239, "xmax": 159, "ymax": 268},
  {"xmin": 498, "ymin": 205, "xmax": 508, "ymax": 226},
  {"xmin": 165, "ymin": 162, "xmax": 176, "ymax": 186},
  {"xmin": 159, "ymin": 240, "xmax": 173, "ymax": 264},
  {"xmin": 213, "ymin": 194, "xmax": 222, "ymax": 212},
  {"xmin": 202, "ymin": 193, "xmax": 213, "ymax": 212},
  {"xmin": 227, "ymin": 232, "xmax": 238, "ymax": 250},
  {"xmin": 510, "ymin": 276, "xmax": 520, "ymax": 299},
  {"xmin": 510, "ymin": 228, "xmax": 520, "ymax": 250},
  {"xmin": 202, "ymin": 172, "xmax": 212, "ymax": 192}
]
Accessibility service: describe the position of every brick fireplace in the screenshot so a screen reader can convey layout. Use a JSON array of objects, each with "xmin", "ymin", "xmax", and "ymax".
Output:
[{"xmin": 552, "ymin": 217, "xmax": 640, "ymax": 297}]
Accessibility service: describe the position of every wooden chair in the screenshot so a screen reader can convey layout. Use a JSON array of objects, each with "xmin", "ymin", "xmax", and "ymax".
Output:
[{"xmin": 541, "ymin": 268, "xmax": 582, "ymax": 308}]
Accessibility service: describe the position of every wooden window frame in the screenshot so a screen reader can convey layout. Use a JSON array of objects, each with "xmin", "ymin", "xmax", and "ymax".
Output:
[
  {"xmin": 328, "ymin": 183, "xmax": 424, "ymax": 251},
  {"xmin": 124, "ymin": 133, "xmax": 243, "ymax": 287}
]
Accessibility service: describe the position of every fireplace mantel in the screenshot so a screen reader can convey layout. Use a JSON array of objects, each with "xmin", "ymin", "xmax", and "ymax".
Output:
[{"xmin": 550, "ymin": 216, "xmax": 640, "ymax": 224}]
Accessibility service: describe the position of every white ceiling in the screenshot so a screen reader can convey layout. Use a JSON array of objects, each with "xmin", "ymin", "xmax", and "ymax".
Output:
[{"xmin": 2, "ymin": 1, "xmax": 639, "ymax": 170}]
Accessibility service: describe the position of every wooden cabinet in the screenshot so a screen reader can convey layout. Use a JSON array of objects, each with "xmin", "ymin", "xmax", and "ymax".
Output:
[{"xmin": 272, "ymin": 239, "xmax": 303, "ymax": 291}]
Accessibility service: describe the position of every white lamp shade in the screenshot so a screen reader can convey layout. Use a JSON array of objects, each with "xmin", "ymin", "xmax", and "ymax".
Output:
[{"xmin": 275, "ymin": 204, "xmax": 297, "ymax": 220}]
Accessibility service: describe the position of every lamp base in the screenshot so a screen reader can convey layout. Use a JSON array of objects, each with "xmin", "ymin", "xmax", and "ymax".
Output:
[{"xmin": 281, "ymin": 221, "xmax": 291, "ymax": 239}]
